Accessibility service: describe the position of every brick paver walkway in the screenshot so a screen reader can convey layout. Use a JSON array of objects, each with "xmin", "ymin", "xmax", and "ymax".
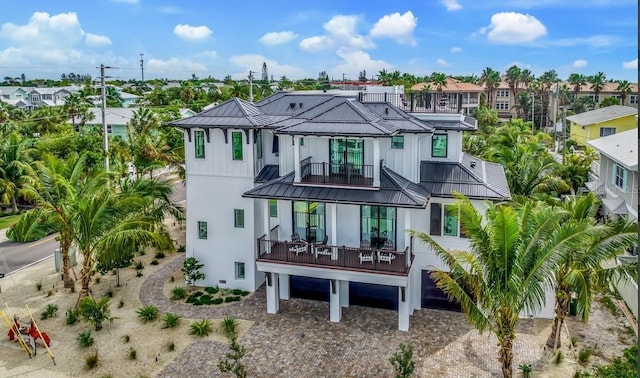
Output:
[{"xmin": 142, "ymin": 254, "xmax": 545, "ymax": 377}]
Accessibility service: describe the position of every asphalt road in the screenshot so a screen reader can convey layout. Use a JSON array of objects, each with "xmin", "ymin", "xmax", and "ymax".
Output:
[{"xmin": 0, "ymin": 177, "xmax": 186, "ymax": 277}]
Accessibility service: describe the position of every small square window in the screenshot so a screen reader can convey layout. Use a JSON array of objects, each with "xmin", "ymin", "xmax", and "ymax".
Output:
[
  {"xmin": 269, "ymin": 199, "xmax": 277, "ymax": 217},
  {"xmin": 292, "ymin": 137, "xmax": 304, "ymax": 146},
  {"xmin": 197, "ymin": 221, "xmax": 207, "ymax": 239},
  {"xmin": 234, "ymin": 209, "xmax": 245, "ymax": 228},
  {"xmin": 391, "ymin": 135, "xmax": 404, "ymax": 149},
  {"xmin": 235, "ymin": 262, "xmax": 245, "ymax": 279},
  {"xmin": 232, "ymin": 132, "xmax": 243, "ymax": 160}
]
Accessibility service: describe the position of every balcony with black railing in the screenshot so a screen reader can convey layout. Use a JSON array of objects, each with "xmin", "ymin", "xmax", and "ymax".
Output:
[
  {"xmin": 358, "ymin": 91, "xmax": 473, "ymax": 113},
  {"xmin": 256, "ymin": 235, "xmax": 413, "ymax": 275},
  {"xmin": 299, "ymin": 157, "xmax": 374, "ymax": 187}
]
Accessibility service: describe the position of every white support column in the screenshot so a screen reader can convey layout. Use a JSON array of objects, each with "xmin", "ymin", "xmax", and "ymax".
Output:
[
  {"xmin": 293, "ymin": 136, "xmax": 301, "ymax": 183},
  {"xmin": 398, "ymin": 285, "xmax": 409, "ymax": 331},
  {"xmin": 373, "ymin": 138, "xmax": 381, "ymax": 187},
  {"xmin": 404, "ymin": 209, "xmax": 411, "ymax": 268},
  {"xmin": 340, "ymin": 280, "xmax": 349, "ymax": 308},
  {"xmin": 263, "ymin": 199, "xmax": 270, "ymax": 238},
  {"xmin": 266, "ymin": 273, "xmax": 280, "ymax": 314},
  {"xmin": 329, "ymin": 279, "xmax": 342, "ymax": 322},
  {"xmin": 279, "ymin": 273, "xmax": 290, "ymax": 300}
]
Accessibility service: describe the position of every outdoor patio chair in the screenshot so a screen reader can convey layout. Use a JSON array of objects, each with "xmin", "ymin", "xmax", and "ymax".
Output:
[
  {"xmin": 377, "ymin": 249, "xmax": 395, "ymax": 264},
  {"xmin": 359, "ymin": 248, "xmax": 374, "ymax": 264},
  {"xmin": 314, "ymin": 235, "xmax": 332, "ymax": 256},
  {"xmin": 360, "ymin": 240, "xmax": 371, "ymax": 249},
  {"xmin": 381, "ymin": 239, "xmax": 394, "ymax": 250},
  {"xmin": 288, "ymin": 233, "xmax": 307, "ymax": 255}
]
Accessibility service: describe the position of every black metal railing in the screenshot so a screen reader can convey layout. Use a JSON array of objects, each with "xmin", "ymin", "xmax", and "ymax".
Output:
[
  {"xmin": 257, "ymin": 238, "xmax": 411, "ymax": 274},
  {"xmin": 358, "ymin": 91, "xmax": 469, "ymax": 113},
  {"xmin": 300, "ymin": 159, "xmax": 373, "ymax": 186}
]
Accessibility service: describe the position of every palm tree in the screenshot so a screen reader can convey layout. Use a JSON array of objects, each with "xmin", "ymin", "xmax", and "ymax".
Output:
[
  {"xmin": 0, "ymin": 132, "xmax": 35, "ymax": 213},
  {"xmin": 429, "ymin": 72, "xmax": 448, "ymax": 92},
  {"xmin": 588, "ymin": 72, "xmax": 606, "ymax": 106},
  {"xmin": 505, "ymin": 65, "xmax": 521, "ymax": 98},
  {"xmin": 545, "ymin": 193, "xmax": 638, "ymax": 349},
  {"xmin": 615, "ymin": 80, "xmax": 632, "ymax": 106},
  {"xmin": 568, "ymin": 73, "xmax": 588, "ymax": 100},
  {"xmin": 411, "ymin": 196, "xmax": 575, "ymax": 378},
  {"xmin": 514, "ymin": 92, "xmax": 531, "ymax": 119},
  {"xmin": 480, "ymin": 67, "xmax": 501, "ymax": 109},
  {"xmin": 538, "ymin": 70, "xmax": 559, "ymax": 129},
  {"xmin": 519, "ymin": 69, "xmax": 534, "ymax": 90}
]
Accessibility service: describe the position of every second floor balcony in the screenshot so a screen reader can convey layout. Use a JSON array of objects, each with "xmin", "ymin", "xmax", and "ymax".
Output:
[{"xmin": 300, "ymin": 157, "xmax": 374, "ymax": 186}]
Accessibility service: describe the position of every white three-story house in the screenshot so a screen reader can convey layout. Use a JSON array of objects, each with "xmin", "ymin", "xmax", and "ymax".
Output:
[{"xmin": 171, "ymin": 91, "xmax": 545, "ymax": 331}]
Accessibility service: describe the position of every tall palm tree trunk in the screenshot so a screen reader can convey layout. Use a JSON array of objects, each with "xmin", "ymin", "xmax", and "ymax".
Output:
[
  {"xmin": 499, "ymin": 330, "xmax": 515, "ymax": 378},
  {"xmin": 59, "ymin": 237, "xmax": 74, "ymax": 288},
  {"xmin": 546, "ymin": 288, "xmax": 570, "ymax": 349},
  {"xmin": 78, "ymin": 250, "xmax": 92, "ymax": 300},
  {"xmin": 10, "ymin": 196, "xmax": 18, "ymax": 213}
]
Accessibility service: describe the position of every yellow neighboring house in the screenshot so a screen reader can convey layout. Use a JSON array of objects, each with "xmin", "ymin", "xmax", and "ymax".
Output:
[{"xmin": 567, "ymin": 105, "xmax": 638, "ymax": 145}]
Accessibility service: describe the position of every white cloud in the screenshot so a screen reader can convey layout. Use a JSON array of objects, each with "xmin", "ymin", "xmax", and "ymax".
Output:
[
  {"xmin": 484, "ymin": 12, "xmax": 547, "ymax": 44},
  {"xmin": 195, "ymin": 50, "xmax": 218, "ymax": 60},
  {"xmin": 173, "ymin": 24, "xmax": 212, "ymax": 41},
  {"xmin": 259, "ymin": 31, "xmax": 298, "ymax": 45},
  {"xmin": 85, "ymin": 33, "xmax": 111, "ymax": 47},
  {"xmin": 330, "ymin": 48, "xmax": 390, "ymax": 79},
  {"xmin": 450, "ymin": 46, "xmax": 462, "ymax": 53},
  {"xmin": 572, "ymin": 59, "xmax": 587, "ymax": 68},
  {"xmin": 230, "ymin": 54, "xmax": 306, "ymax": 79},
  {"xmin": 299, "ymin": 35, "xmax": 332, "ymax": 52},
  {"xmin": 441, "ymin": 0, "xmax": 462, "ymax": 11},
  {"xmin": 370, "ymin": 11, "xmax": 417, "ymax": 46},
  {"xmin": 623, "ymin": 58, "xmax": 638, "ymax": 69},
  {"xmin": 147, "ymin": 57, "xmax": 208, "ymax": 74},
  {"xmin": 437, "ymin": 58, "xmax": 450, "ymax": 67}
]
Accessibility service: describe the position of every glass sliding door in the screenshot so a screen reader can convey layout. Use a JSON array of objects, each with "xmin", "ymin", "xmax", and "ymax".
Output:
[
  {"xmin": 293, "ymin": 201, "xmax": 326, "ymax": 243},
  {"xmin": 329, "ymin": 138, "xmax": 363, "ymax": 175},
  {"xmin": 361, "ymin": 205, "xmax": 396, "ymax": 249}
]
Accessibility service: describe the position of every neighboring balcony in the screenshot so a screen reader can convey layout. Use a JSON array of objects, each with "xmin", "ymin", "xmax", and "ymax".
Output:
[
  {"xmin": 299, "ymin": 157, "xmax": 374, "ymax": 187},
  {"xmin": 257, "ymin": 235, "xmax": 413, "ymax": 275}
]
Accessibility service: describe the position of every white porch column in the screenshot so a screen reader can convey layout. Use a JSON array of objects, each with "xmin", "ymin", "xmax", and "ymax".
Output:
[
  {"xmin": 329, "ymin": 279, "xmax": 342, "ymax": 322},
  {"xmin": 398, "ymin": 285, "xmax": 409, "ymax": 331},
  {"xmin": 404, "ymin": 209, "xmax": 411, "ymax": 268},
  {"xmin": 279, "ymin": 273, "xmax": 290, "ymax": 300},
  {"xmin": 266, "ymin": 272, "xmax": 280, "ymax": 314},
  {"xmin": 340, "ymin": 280, "xmax": 349, "ymax": 308},
  {"xmin": 263, "ymin": 199, "xmax": 270, "ymax": 238},
  {"xmin": 293, "ymin": 136, "xmax": 301, "ymax": 183},
  {"xmin": 373, "ymin": 138, "xmax": 381, "ymax": 187}
]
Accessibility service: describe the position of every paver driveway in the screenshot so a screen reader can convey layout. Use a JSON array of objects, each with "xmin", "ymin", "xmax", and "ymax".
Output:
[{"xmin": 143, "ymin": 255, "xmax": 544, "ymax": 377}]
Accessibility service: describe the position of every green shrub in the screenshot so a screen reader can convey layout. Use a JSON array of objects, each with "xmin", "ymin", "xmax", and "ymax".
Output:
[
  {"xmin": 166, "ymin": 341, "xmax": 175, "ymax": 352},
  {"xmin": 85, "ymin": 350, "xmax": 99, "ymax": 370},
  {"xmin": 578, "ymin": 348, "xmax": 592, "ymax": 365},
  {"xmin": 212, "ymin": 298, "xmax": 224, "ymax": 305},
  {"xmin": 66, "ymin": 308, "xmax": 79, "ymax": 325},
  {"xmin": 231, "ymin": 289, "xmax": 243, "ymax": 296},
  {"xmin": 205, "ymin": 286, "xmax": 219, "ymax": 294},
  {"xmin": 189, "ymin": 319, "xmax": 212, "ymax": 337},
  {"xmin": 595, "ymin": 344, "xmax": 637, "ymax": 378},
  {"xmin": 136, "ymin": 305, "xmax": 159, "ymax": 323},
  {"xmin": 36, "ymin": 282, "xmax": 42, "ymax": 291},
  {"xmin": 389, "ymin": 343, "xmax": 415, "ymax": 378},
  {"xmin": 40, "ymin": 304, "xmax": 59, "ymax": 320},
  {"xmin": 105, "ymin": 289, "xmax": 113, "ymax": 298},
  {"xmin": 554, "ymin": 351, "xmax": 564, "ymax": 364},
  {"xmin": 123, "ymin": 334, "xmax": 130, "ymax": 343},
  {"xmin": 129, "ymin": 348, "xmax": 137, "ymax": 360},
  {"xmin": 224, "ymin": 296, "xmax": 242, "ymax": 303},
  {"xmin": 162, "ymin": 313, "xmax": 181, "ymax": 329},
  {"xmin": 136, "ymin": 271, "xmax": 143, "ymax": 277},
  {"xmin": 118, "ymin": 299, "xmax": 124, "ymax": 308},
  {"xmin": 171, "ymin": 286, "xmax": 187, "ymax": 300},
  {"xmin": 177, "ymin": 245, "xmax": 186, "ymax": 253},
  {"xmin": 518, "ymin": 363, "xmax": 532, "ymax": 378},
  {"xmin": 221, "ymin": 317, "xmax": 238, "ymax": 339},
  {"xmin": 94, "ymin": 276, "xmax": 101, "ymax": 284},
  {"xmin": 186, "ymin": 291, "xmax": 203, "ymax": 304},
  {"xmin": 77, "ymin": 330, "xmax": 94, "ymax": 348},
  {"xmin": 150, "ymin": 259, "xmax": 159, "ymax": 266},
  {"xmin": 155, "ymin": 251, "xmax": 166, "ymax": 259},
  {"xmin": 182, "ymin": 257, "xmax": 205, "ymax": 288},
  {"xmin": 78, "ymin": 296, "xmax": 115, "ymax": 331},
  {"xmin": 134, "ymin": 260, "xmax": 144, "ymax": 270}
]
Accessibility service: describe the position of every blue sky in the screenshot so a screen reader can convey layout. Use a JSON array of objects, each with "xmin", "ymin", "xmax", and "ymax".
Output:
[{"xmin": 0, "ymin": 0, "xmax": 637, "ymax": 82}]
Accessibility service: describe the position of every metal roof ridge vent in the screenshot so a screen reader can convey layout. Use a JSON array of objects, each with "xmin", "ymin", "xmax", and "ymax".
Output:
[{"xmin": 289, "ymin": 102, "xmax": 296, "ymax": 109}]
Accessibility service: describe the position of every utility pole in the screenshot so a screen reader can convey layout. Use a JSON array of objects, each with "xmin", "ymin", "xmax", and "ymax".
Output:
[
  {"xmin": 561, "ymin": 106, "xmax": 567, "ymax": 165},
  {"xmin": 98, "ymin": 64, "xmax": 116, "ymax": 172},
  {"xmin": 248, "ymin": 71, "xmax": 254, "ymax": 103},
  {"xmin": 139, "ymin": 53, "xmax": 144, "ymax": 82},
  {"xmin": 531, "ymin": 94, "xmax": 535, "ymax": 133}
]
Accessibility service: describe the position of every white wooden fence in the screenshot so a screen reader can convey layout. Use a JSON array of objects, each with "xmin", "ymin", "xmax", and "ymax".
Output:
[{"xmin": 616, "ymin": 271, "xmax": 638, "ymax": 320}]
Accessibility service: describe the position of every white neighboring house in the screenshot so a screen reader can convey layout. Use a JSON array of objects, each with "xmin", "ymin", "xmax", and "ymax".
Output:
[
  {"xmin": 586, "ymin": 128, "xmax": 638, "ymax": 223},
  {"xmin": 170, "ymin": 91, "xmax": 556, "ymax": 331}
]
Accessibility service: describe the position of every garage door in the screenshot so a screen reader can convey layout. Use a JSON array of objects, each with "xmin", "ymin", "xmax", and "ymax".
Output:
[
  {"xmin": 289, "ymin": 276, "xmax": 397, "ymax": 310},
  {"xmin": 290, "ymin": 276, "xmax": 329, "ymax": 302},
  {"xmin": 421, "ymin": 270, "xmax": 461, "ymax": 312}
]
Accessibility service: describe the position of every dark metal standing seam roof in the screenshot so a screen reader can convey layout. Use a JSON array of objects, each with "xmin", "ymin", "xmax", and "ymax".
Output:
[
  {"xmin": 419, "ymin": 154, "xmax": 511, "ymax": 200},
  {"xmin": 243, "ymin": 167, "xmax": 430, "ymax": 208},
  {"xmin": 170, "ymin": 97, "xmax": 272, "ymax": 128},
  {"xmin": 255, "ymin": 164, "xmax": 280, "ymax": 183}
]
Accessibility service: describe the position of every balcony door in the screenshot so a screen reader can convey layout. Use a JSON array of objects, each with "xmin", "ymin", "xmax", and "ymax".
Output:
[
  {"xmin": 293, "ymin": 201, "xmax": 325, "ymax": 243},
  {"xmin": 361, "ymin": 205, "xmax": 396, "ymax": 249},
  {"xmin": 330, "ymin": 139, "xmax": 363, "ymax": 175}
]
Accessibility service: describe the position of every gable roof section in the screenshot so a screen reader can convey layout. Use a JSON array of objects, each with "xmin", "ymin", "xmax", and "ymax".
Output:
[
  {"xmin": 243, "ymin": 167, "xmax": 429, "ymax": 208},
  {"xmin": 419, "ymin": 153, "xmax": 511, "ymax": 200},
  {"xmin": 587, "ymin": 128, "xmax": 638, "ymax": 170},
  {"xmin": 255, "ymin": 92, "xmax": 337, "ymax": 115},
  {"xmin": 361, "ymin": 102, "xmax": 434, "ymax": 133},
  {"xmin": 565, "ymin": 105, "xmax": 637, "ymax": 126},
  {"xmin": 255, "ymin": 164, "xmax": 280, "ymax": 183},
  {"xmin": 170, "ymin": 97, "xmax": 272, "ymax": 128}
]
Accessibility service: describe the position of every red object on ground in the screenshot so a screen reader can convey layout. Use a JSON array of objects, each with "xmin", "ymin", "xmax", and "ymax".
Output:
[{"xmin": 28, "ymin": 322, "xmax": 50, "ymax": 347}]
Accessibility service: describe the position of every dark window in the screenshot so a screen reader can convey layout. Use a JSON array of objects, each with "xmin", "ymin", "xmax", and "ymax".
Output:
[
  {"xmin": 430, "ymin": 203, "xmax": 441, "ymax": 236},
  {"xmin": 195, "ymin": 130, "xmax": 205, "ymax": 159},
  {"xmin": 432, "ymin": 134, "xmax": 447, "ymax": 157},
  {"xmin": 391, "ymin": 136, "xmax": 404, "ymax": 149},
  {"xmin": 329, "ymin": 138, "xmax": 364, "ymax": 175},
  {"xmin": 443, "ymin": 205, "xmax": 458, "ymax": 236},
  {"xmin": 232, "ymin": 132, "xmax": 243, "ymax": 160},
  {"xmin": 197, "ymin": 221, "xmax": 207, "ymax": 239},
  {"xmin": 272, "ymin": 135, "xmax": 279, "ymax": 156},
  {"xmin": 235, "ymin": 262, "xmax": 245, "ymax": 279},
  {"xmin": 599, "ymin": 127, "xmax": 616, "ymax": 137},
  {"xmin": 292, "ymin": 137, "xmax": 304, "ymax": 146},
  {"xmin": 234, "ymin": 209, "xmax": 244, "ymax": 228},
  {"xmin": 256, "ymin": 130, "xmax": 262, "ymax": 159}
]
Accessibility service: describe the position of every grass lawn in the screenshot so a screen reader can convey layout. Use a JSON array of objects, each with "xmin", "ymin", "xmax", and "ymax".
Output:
[{"xmin": 0, "ymin": 214, "xmax": 20, "ymax": 230}]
